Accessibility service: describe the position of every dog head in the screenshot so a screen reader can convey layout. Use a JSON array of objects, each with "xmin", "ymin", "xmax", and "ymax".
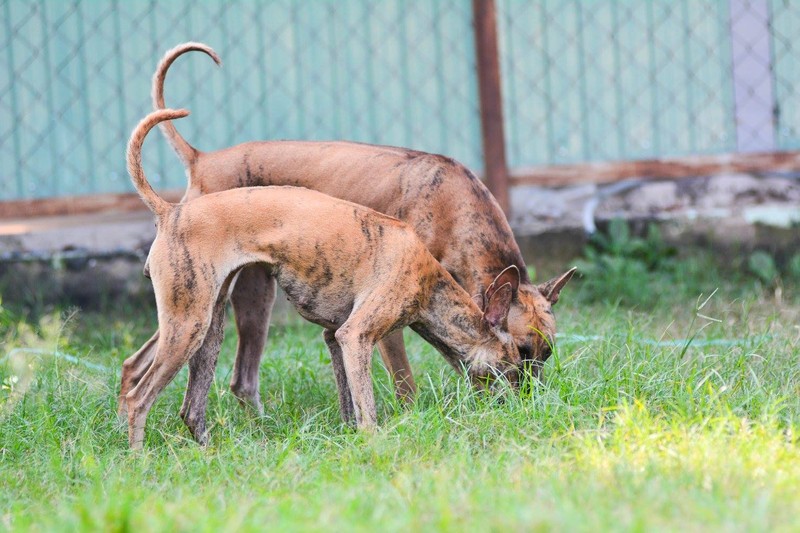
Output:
[
  {"xmin": 502, "ymin": 267, "xmax": 576, "ymax": 379},
  {"xmin": 466, "ymin": 276, "xmax": 523, "ymax": 390}
]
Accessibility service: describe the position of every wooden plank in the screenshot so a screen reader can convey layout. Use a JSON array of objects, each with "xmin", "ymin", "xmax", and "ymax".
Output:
[
  {"xmin": 509, "ymin": 151, "xmax": 800, "ymax": 187},
  {"xmin": 0, "ymin": 190, "xmax": 184, "ymax": 219},
  {"xmin": 5, "ymin": 150, "xmax": 798, "ymax": 218},
  {"xmin": 472, "ymin": 0, "xmax": 510, "ymax": 213}
]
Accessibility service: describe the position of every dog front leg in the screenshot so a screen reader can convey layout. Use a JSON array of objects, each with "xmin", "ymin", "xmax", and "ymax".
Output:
[
  {"xmin": 323, "ymin": 329, "xmax": 355, "ymax": 425},
  {"xmin": 334, "ymin": 326, "xmax": 377, "ymax": 430},
  {"xmin": 376, "ymin": 329, "xmax": 417, "ymax": 404},
  {"xmin": 118, "ymin": 330, "xmax": 159, "ymax": 417},
  {"xmin": 230, "ymin": 265, "xmax": 276, "ymax": 414}
]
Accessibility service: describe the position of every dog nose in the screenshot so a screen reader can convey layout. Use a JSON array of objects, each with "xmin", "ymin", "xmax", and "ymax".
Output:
[
  {"xmin": 491, "ymin": 363, "xmax": 520, "ymax": 391},
  {"xmin": 504, "ymin": 366, "xmax": 521, "ymax": 389}
]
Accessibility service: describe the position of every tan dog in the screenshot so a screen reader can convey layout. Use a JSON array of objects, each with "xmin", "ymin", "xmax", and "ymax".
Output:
[
  {"xmin": 124, "ymin": 108, "xmax": 521, "ymax": 448},
  {"xmin": 119, "ymin": 42, "xmax": 574, "ymax": 415}
]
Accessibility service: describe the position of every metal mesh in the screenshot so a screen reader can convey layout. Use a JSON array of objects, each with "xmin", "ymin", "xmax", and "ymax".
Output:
[
  {"xmin": 498, "ymin": 0, "xmax": 734, "ymax": 167},
  {"xmin": 0, "ymin": 0, "xmax": 479, "ymax": 200},
  {"xmin": 498, "ymin": 0, "xmax": 800, "ymax": 168},
  {"xmin": 770, "ymin": 0, "xmax": 800, "ymax": 151},
  {"xmin": 2, "ymin": 0, "xmax": 800, "ymax": 201}
]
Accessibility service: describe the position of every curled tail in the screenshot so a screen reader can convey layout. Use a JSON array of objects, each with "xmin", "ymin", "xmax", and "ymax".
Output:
[
  {"xmin": 127, "ymin": 109, "xmax": 190, "ymax": 216},
  {"xmin": 151, "ymin": 42, "xmax": 221, "ymax": 166}
]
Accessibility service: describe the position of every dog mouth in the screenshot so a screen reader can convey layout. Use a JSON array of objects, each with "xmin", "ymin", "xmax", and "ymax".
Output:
[
  {"xmin": 521, "ymin": 359, "xmax": 544, "ymax": 381},
  {"xmin": 517, "ymin": 338, "xmax": 552, "ymax": 378},
  {"xmin": 468, "ymin": 362, "xmax": 520, "ymax": 392}
]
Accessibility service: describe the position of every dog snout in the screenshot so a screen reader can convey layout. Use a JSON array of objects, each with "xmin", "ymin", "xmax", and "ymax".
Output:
[
  {"xmin": 468, "ymin": 362, "xmax": 520, "ymax": 392},
  {"xmin": 522, "ymin": 359, "xmax": 544, "ymax": 382},
  {"xmin": 497, "ymin": 363, "xmax": 520, "ymax": 390}
]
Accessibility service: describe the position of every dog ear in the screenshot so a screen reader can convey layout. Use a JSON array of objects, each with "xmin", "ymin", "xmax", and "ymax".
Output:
[
  {"xmin": 537, "ymin": 267, "xmax": 576, "ymax": 305},
  {"xmin": 483, "ymin": 282, "xmax": 513, "ymax": 328},
  {"xmin": 486, "ymin": 265, "xmax": 521, "ymax": 302},
  {"xmin": 471, "ymin": 292, "xmax": 485, "ymax": 310}
]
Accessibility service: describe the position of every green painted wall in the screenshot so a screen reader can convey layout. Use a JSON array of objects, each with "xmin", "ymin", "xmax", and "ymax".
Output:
[
  {"xmin": 1, "ymin": 0, "xmax": 479, "ymax": 200},
  {"xmin": 1, "ymin": 1, "xmax": 795, "ymax": 201},
  {"xmin": 771, "ymin": 0, "xmax": 800, "ymax": 150},
  {"xmin": 498, "ymin": 0, "xmax": 736, "ymax": 167}
]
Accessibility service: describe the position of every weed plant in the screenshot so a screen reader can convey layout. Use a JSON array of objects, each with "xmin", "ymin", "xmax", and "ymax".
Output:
[{"xmin": 1, "ymin": 250, "xmax": 798, "ymax": 530}]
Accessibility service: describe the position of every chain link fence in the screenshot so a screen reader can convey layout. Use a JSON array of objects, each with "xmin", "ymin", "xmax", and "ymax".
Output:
[
  {"xmin": 770, "ymin": 0, "xmax": 800, "ymax": 151},
  {"xmin": 500, "ymin": 0, "xmax": 733, "ymax": 167},
  {"xmin": 1, "ymin": 0, "xmax": 480, "ymax": 200},
  {"xmin": 499, "ymin": 0, "xmax": 800, "ymax": 169},
  {"xmin": 2, "ymin": 0, "xmax": 799, "ymax": 201}
]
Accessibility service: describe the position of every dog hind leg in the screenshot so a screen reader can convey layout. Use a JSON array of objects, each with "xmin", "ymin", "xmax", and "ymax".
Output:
[
  {"xmin": 230, "ymin": 265, "xmax": 275, "ymax": 414},
  {"xmin": 125, "ymin": 316, "xmax": 210, "ymax": 449},
  {"xmin": 179, "ymin": 297, "xmax": 227, "ymax": 445},
  {"xmin": 118, "ymin": 330, "xmax": 159, "ymax": 417}
]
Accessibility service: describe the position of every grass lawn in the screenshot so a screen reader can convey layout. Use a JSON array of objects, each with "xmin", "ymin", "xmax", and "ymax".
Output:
[{"xmin": 1, "ymin": 253, "xmax": 799, "ymax": 531}]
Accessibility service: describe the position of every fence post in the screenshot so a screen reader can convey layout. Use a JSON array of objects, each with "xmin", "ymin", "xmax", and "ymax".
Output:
[{"xmin": 472, "ymin": 0, "xmax": 510, "ymax": 214}]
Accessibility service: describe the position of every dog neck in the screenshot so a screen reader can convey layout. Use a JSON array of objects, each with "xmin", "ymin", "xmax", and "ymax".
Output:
[{"xmin": 410, "ymin": 277, "xmax": 497, "ymax": 370}]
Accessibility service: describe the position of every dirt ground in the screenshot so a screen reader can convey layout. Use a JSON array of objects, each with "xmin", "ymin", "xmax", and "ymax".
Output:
[{"xmin": 1, "ymin": 172, "xmax": 797, "ymax": 307}]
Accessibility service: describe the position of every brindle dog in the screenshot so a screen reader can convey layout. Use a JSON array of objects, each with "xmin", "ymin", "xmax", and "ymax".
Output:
[
  {"xmin": 119, "ymin": 42, "xmax": 574, "ymax": 416},
  {"xmin": 124, "ymin": 108, "xmax": 521, "ymax": 449}
]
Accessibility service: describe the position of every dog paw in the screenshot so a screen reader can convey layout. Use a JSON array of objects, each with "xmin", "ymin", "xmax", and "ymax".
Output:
[
  {"xmin": 235, "ymin": 393, "xmax": 264, "ymax": 416},
  {"xmin": 196, "ymin": 430, "xmax": 209, "ymax": 447}
]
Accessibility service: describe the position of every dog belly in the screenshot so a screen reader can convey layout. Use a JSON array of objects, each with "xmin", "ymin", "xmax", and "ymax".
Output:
[
  {"xmin": 294, "ymin": 307, "xmax": 340, "ymax": 331},
  {"xmin": 277, "ymin": 273, "xmax": 351, "ymax": 331}
]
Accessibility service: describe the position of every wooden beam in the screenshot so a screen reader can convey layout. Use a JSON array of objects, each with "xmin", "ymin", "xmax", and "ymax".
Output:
[
  {"xmin": 509, "ymin": 151, "xmax": 800, "ymax": 187},
  {"xmin": 472, "ymin": 0, "xmax": 510, "ymax": 213},
  {"xmin": 0, "ymin": 190, "xmax": 184, "ymax": 219}
]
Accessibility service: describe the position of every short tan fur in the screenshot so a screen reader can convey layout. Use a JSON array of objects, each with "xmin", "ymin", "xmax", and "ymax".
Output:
[{"xmin": 124, "ymin": 109, "xmax": 522, "ymax": 448}]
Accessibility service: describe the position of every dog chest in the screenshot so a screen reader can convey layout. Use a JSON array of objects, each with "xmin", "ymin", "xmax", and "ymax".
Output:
[{"xmin": 275, "ymin": 268, "xmax": 353, "ymax": 330}]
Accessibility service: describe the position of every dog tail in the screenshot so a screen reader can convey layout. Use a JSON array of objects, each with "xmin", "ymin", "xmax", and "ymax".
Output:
[
  {"xmin": 151, "ymin": 42, "xmax": 221, "ymax": 167},
  {"xmin": 127, "ymin": 109, "xmax": 190, "ymax": 216}
]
